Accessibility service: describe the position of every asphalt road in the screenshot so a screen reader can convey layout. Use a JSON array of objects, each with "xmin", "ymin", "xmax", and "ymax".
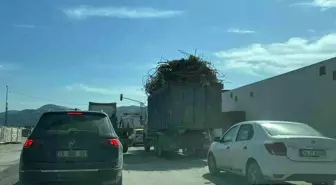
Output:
[
  {"xmin": 0, "ymin": 146, "xmax": 316, "ymax": 185},
  {"xmin": 0, "ymin": 144, "xmax": 22, "ymax": 172}
]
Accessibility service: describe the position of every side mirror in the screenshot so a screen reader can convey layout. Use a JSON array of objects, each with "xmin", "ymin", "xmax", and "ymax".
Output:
[{"xmin": 213, "ymin": 137, "xmax": 221, "ymax": 142}]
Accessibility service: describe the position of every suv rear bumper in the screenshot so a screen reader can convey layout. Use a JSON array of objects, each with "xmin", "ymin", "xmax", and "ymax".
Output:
[{"xmin": 19, "ymin": 168, "xmax": 122, "ymax": 185}]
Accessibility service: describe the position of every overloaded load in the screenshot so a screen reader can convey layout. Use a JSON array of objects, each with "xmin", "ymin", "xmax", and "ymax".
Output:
[
  {"xmin": 145, "ymin": 54, "xmax": 224, "ymax": 130},
  {"xmin": 144, "ymin": 55, "xmax": 222, "ymax": 95}
]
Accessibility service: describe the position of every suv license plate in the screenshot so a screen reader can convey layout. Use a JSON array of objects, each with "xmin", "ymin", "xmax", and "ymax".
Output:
[{"xmin": 57, "ymin": 150, "xmax": 88, "ymax": 158}]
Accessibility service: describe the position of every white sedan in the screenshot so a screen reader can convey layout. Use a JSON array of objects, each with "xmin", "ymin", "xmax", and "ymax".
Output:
[{"xmin": 207, "ymin": 120, "xmax": 336, "ymax": 185}]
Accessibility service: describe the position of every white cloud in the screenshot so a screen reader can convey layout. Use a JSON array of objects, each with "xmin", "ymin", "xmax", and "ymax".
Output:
[
  {"xmin": 308, "ymin": 29, "xmax": 316, "ymax": 33},
  {"xmin": 13, "ymin": 24, "xmax": 36, "ymax": 29},
  {"xmin": 214, "ymin": 33, "xmax": 336, "ymax": 76},
  {"xmin": 63, "ymin": 6, "xmax": 183, "ymax": 19},
  {"xmin": 65, "ymin": 84, "xmax": 145, "ymax": 97},
  {"xmin": 291, "ymin": 0, "xmax": 336, "ymax": 10},
  {"xmin": 227, "ymin": 28, "xmax": 255, "ymax": 34},
  {"xmin": 0, "ymin": 63, "xmax": 19, "ymax": 71}
]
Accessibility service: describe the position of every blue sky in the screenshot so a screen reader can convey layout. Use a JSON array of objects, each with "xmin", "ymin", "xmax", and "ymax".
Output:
[{"xmin": 1, "ymin": 0, "xmax": 336, "ymax": 111}]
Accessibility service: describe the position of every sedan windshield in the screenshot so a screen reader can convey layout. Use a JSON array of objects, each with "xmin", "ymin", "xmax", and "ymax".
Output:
[{"xmin": 261, "ymin": 122, "xmax": 322, "ymax": 136}]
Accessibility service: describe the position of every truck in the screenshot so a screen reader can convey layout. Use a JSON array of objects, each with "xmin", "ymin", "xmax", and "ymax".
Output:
[
  {"xmin": 119, "ymin": 113, "xmax": 144, "ymax": 146},
  {"xmin": 143, "ymin": 82, "xmax": 224, "ymax": 157},
  {"xmin": 88, "ymin": 102, "xmax": 132, "ymax": 153}
]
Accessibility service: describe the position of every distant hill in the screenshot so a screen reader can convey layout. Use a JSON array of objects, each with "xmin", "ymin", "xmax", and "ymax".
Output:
[{"xmin": 0, "ymin": 104, "xmax": 144, "ymax": 126}]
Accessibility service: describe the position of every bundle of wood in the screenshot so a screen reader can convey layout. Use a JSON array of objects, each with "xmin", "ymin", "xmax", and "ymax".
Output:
[{"xmin": 144, "ymin": 55, "xmax": 221, "ymax": 95}]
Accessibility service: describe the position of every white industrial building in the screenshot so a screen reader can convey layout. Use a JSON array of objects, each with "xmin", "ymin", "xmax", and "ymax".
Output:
[{"xmin": 221, "ymin": 57, "xmax": 336, "ymax": 138}]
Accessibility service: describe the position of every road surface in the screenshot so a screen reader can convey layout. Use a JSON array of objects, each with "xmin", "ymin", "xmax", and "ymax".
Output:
[
  {"xmin": 0, "ymin": 143, "xmax": 22, "ymax": 185},
  {"xmin": 0, "ymin": 144, "xmax": 22, "ymax": 172},
  {"xmin": 0, "ymin": 146, "xmax": 318, "ymax": 185}
]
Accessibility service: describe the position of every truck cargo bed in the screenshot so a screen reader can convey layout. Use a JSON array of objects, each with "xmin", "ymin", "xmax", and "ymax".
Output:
[{"xmin": 147, "ymin": 82, "xmax": 223, "ymax": 130}]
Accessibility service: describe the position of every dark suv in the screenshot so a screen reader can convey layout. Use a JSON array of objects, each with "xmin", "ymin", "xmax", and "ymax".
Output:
[{"xmin": 19, "ymin": 111, "xmax": 123, "ymax": 185}]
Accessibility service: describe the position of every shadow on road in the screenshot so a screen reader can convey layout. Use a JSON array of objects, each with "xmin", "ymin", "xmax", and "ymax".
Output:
[
  {"xmin": 203, "ymin": 173, "xmax": 296, "ymax": 185},
  {"xmin": 203, "ymin": 173, "xmax": 248, "ymax": 185},
  {"xmin": 123, "ymin": 148, "xmax": 207, "ymax": 171}
]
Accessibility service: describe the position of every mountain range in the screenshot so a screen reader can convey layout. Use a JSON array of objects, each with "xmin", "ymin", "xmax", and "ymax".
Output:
[{"xmin": 0, "ymin": 104, "xmax": 143, "ymax": 127}]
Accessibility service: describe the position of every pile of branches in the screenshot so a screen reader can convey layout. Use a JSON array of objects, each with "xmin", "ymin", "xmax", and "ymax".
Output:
[{"xmin": 144, "ymin": 54, "xmax": 222, "ymax": 95}]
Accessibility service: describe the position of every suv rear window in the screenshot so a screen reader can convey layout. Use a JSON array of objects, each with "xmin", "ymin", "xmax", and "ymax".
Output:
[
  {"xmin": 261, "ymin": 122, "xmax": 322, "ymax": 136},
  {"xmin": 31, "ymin": 112, "xmax": 117, "ymax": 137}
]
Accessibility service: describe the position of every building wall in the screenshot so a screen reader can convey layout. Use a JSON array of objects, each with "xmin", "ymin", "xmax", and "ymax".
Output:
[{"xmin": 222, "ymin": 57, "xmax": 336, "ymax": 138}]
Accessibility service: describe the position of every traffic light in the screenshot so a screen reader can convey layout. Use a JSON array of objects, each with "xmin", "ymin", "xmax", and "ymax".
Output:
[{"xmin": 120, "ymin": 94, "xmax": 123, "ymax": 101}]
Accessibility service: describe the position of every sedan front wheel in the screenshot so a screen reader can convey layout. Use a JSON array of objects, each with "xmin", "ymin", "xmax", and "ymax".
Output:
[
  {"xmin": 208, "ymin": 154, "xmax": 220, "ymax": 175},
  {"xmin": 246, "ymin": 161, "xmax": 266, "ymax": 185}
]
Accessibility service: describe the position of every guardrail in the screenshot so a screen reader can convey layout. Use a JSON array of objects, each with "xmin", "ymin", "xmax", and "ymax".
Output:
[{"xmin": 0, "ymin": 126, "xmax": 23, "ymax": 144}]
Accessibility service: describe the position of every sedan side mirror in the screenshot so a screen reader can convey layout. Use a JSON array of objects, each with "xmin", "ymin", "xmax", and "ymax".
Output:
[{"xmin": 213, "ymin": 137, "xmax": 221, "ymax": 142}]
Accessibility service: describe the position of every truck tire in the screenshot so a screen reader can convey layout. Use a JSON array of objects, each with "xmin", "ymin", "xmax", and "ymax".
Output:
[
  {"xmin": 123, "ymin": 145, "xmax": 129, "ymax": 153},
  {"xmin": 143, "ymin": 134, "xmax": 150, "ymax": 152},
  {"xmin": 144, "ymin": 145, "xmax": 150, "ymax": 151},
  {"xmin": 155, "ymin": 135, "xmax": 163, "ymax": 157}
]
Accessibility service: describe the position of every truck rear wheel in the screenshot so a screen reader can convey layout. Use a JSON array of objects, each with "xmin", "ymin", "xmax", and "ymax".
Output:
[
  {"xmin": 143, "ymin": 134, "xmax": 150, "ymax": 152},
  {"xmin": 155, "ymin": 135, "xmax": 163, "ymax": 157},
  {"xmin": 123, "ymin": 145, "xmax": 129, "ymax": 153},
  {"xmin": 144, "ymin": 145, "xmax": 150, "ymax": 151}
]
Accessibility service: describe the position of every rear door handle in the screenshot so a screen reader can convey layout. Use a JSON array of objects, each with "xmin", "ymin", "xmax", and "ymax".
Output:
[{"xmin": 243, "ymin": 146, "xmax": 247, "ymax": 150}]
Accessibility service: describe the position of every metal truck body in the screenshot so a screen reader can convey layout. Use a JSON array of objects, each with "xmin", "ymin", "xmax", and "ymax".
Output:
[
  {"xmin": 88, "ymin": 102, "xmax": 131, "ymax": 153},
  {"xmin": 144, "ymin": 82, "xmax": 224, "ymax": 157}
]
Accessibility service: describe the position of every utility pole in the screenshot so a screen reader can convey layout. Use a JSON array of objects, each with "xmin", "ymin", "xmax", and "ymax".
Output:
[{"xmin": 4, "ymin": 85, "xmax": 8, "ymax": 126}]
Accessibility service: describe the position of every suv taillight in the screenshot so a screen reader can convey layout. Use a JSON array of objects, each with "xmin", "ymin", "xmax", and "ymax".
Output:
[
  {"xmin": 264, "ymin": 142, "xmax": 287, "ymax": 156},
  {"xmin": 23, "ymin": 139, "xmax": 33, "ymax": 148},
  {"xmin": 109, "ymin": 139, "xmax": 119, "ymax": 147}
]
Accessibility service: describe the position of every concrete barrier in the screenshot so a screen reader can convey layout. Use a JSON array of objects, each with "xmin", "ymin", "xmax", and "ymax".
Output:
[{"xmin": 0, "ymin": 126, "xmax": 23, "ymax": 144}]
